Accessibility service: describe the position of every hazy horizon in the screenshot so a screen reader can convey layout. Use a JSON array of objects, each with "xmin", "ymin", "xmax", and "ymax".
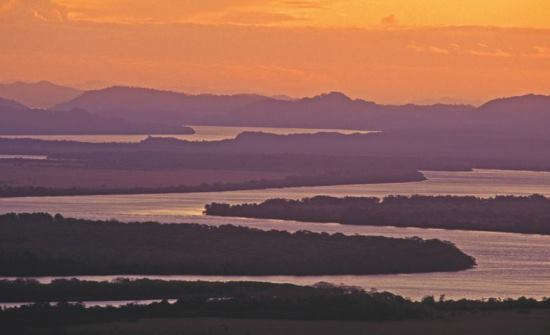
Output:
[
  {"xmin": 2, "ymin": 79, "xmax": 549, "ymax": 107},
  {"xmin": 2, "ymin": 1, "xmax": 550, "ymax": 104}
]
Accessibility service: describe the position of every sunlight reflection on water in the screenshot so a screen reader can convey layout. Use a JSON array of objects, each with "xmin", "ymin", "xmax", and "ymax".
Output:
[{"xmin": 2, "ymin": 169, "xmax": 550, "ymax": 300}]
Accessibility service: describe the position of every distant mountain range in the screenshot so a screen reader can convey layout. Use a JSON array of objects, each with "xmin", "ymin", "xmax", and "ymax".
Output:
[
  {"xmin": 478, "ymin": 94, "xmax": 550, "ymax": 113},
  {"xmin": 0, "ymin": 81, "xmax": 82, "ymax": 108},
  {"xmin": 54, "ymin": 86, "xmax": 550, "ymax": 131},
  {"xmin": 2, "ymin": 82, "xmax": 550, "ymax": 134},
  {"xmin": 0, "ymin": 97, "xmax": 194, "ymax": 135},
  {"xmin": 54, "ymin": 87, "xmax": 476, "ymax": 130},
  {"xmin": 55, "ymin": 86, "xmax": 270, "ymax": 125}
]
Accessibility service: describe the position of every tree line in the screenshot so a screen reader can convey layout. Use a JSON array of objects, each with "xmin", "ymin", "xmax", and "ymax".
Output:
[
  {"xmin": 0, "ymin": 213, "xmax": 475, "ymax": 277},
  {"xmin": 205, "ymin": 194, "xmax": 550, "ymax": 234},
  {"xmin": 1, "ymin": 280, "xmax": 549, "ymax": 332},
  {"xmin": 0, "ymin": 170, "xmax": 423, "ymax": 198}
]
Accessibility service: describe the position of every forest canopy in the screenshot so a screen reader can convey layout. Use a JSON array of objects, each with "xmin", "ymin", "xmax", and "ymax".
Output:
[
  {"xmin": 0, "ymin": 213, "xmax": 475, "ymax": 276},
  {"xmin": 205, "ymin": 194, "xmax": 550, "ymax": 235}
]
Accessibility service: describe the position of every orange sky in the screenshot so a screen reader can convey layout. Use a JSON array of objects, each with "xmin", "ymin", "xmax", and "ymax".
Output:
[{"xmin": 2, "ymin": 0, "xmax": 550, "ymax": 104}]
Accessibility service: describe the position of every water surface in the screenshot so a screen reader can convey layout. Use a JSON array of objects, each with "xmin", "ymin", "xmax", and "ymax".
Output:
[
  {"xmin": 0, "ymin": 154, "xmax": 48, "ymax": 160},
  {"xmin": 0, "ymin": 125, "xmax": 371, "ymax": 143},
  {"xmin": 6, "ymin": 225, "xmax": 548, "ymax": 301},
  {"xmin": 2, "ymin": 169, "xmax": 550, "ymax": 222},
  {"xmin": 2, "ymin": 169, "xmax": 550, "ymax": 300},
  {"xmin": 0, "ymin": 299, "xmax": 177, "ymax": 309}
]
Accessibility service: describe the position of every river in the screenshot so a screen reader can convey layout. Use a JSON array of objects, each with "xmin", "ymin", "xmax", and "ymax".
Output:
[
  {"xmin": 1, "ymin": 169, "xmax": 550, "ymax": 300},
  {"xmin": 0, "ymin": 125, "xmax": 371, "ymax": 143}
]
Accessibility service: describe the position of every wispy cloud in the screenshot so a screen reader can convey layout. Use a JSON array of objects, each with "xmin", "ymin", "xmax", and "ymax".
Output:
[
  {"xmin": 380, "ymin": 14, "xmax": 398, "ymax": 26},
  {"xmin": 54, "ymin": 0, "xmax": 263, "ymax": 24},
  {"xmin": 2, "ymin": 13, "xmax": 549, "ymax": 103},
  {"xmin": 522, "ymin": 46, "xmax": 550, "ymax": 58},
  {"xmin": 468, "ymin": 49, "xmax": 512, "ymax": 58},
  {"xmin": 280, "ymin": 1, "xmax": 327, "ymax": 9},
  {"xmin": 1, "ymin": 0, "xmax": 67, "ymax": 23},
  {"xmin": 407, "ymin": 43, "xmax": 449, "ymax": 55},
  {"xmin": 219, "ymin": 10, "xmax": 306, "ymax": 25}
]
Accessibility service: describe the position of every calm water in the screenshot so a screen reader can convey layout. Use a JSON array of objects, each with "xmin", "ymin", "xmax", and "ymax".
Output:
[
  {"xmin": 0, "ymin": 299, "xmax": 177, "ymax": 309},
  {"xmin": 0, "ymin": 125, "xmax": 371, "ymax": 143},
  {"xmin": 2, "ymin": 169, "xmax": 550, "ymax": 300},
  {"xmin": 0, "ymin": 154, "xmax": 48, "ymax": 160}
]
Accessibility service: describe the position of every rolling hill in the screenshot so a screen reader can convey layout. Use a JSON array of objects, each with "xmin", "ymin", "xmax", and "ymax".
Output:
[
  {"xmin": 0, "ymin": 81, "xmax": 82, "ymax": 108},
  {"xmin": 55, "ymin": 87, "xmax": 475, "ymax": 130},
  {"xmin": 0, "ymin": 97, "xmax": 194, "ymax": 135}
]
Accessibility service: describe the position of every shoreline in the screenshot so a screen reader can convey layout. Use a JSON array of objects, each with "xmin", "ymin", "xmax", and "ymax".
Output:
[{"xmin": 0, "ymin": 175, "xmax": 427, "ymax": 199}]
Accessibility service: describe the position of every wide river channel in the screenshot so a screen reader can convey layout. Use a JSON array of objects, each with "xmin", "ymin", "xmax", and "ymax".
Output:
[{"xmin": 1, "ymin": 169, "xmax": 550, "ymax": 301}]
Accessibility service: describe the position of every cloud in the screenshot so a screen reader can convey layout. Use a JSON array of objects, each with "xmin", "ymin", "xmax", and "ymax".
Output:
[
  {"xmin": 219, "ymin": 10, "xmax": 306, "ymax": 25},
  {"xmin": 0, "ymin": 0, "xmax": 67, "ymax": 23},
  {"xmin": 280, "ymin": 1, "xmax": 326, "ymax": 9},
  {"xmin": 428, "ymin": 46, "xmax": 449, "ymax": 54},
  {"xmin": 55, "ymin": 0, "xmax": 263, "ymax": 23},
  {"xmin": 407, "ymin": 43, "xmax": 449, "ymax": 55},
  {"xmin": 408, "ymin": 39, "xmax": 517, "ymax": 58},
  {"xmin": 3, "ymin": 21, "xmax": 550, "ymax": 103},
  {"xmin": 522, "ymin": 46, "xmax": 550, "ymax": 59},
  {"xmin": 468, "ymin": 49, "xmax": 512, "ymax": 58},
  {"xmin": 381, "ymin": 14, "xmax": 398, "ymax": 26}
]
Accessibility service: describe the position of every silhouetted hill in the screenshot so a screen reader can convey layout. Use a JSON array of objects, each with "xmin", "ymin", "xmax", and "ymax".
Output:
[
  {"xmin": 55, "ymin": 86, "xmax": 270, "ymax": 124},
  {"xmin": 0, "ymin": 101, "xmax": 194, "ymax": 135},
  {"xmin": 55, "ymin": 86, "xmax": 475, "ymax": 129},
  {"xmin": 479, "ymin": 94, "xmax": 550, "ymax": 113},
  {"xmin": 1, "ymin": 129, "xmax": 549, "ymax": 169},
  {"xmin": 0, "ymin": 97, "xmax": 28, "ymax": 110},
  {"xmin": 55, "ymin": 86, "xmax": 550, "ymax": 132},
  {"xmin": 0, "ymin": 81, "xmax": 82, "ymax": 108}
]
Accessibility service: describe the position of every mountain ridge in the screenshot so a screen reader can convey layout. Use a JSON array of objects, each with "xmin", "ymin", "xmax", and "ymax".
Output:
[
  {"xmin": 0, "ymin": 98, "xmax": 194, "ymax": 135},
  {"xmin": 5, "ymin": 83, "xmax": 550, "ymax": 133},
  {"xmin": 0, "ymin": 81, "xmax": 82, "ymax": 108},
  {"xmin": 54, "ymin": 86, "xmax": 479, "ymax": 130},
  {"xmin": 479, "ymin": 94, "xmax": 550, "ymax": 113}
]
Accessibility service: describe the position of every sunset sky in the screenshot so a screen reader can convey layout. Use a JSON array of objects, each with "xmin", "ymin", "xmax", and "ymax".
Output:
[{"xmin": 2, "ymin": 0, "xmax": 550, "ymax": 104}]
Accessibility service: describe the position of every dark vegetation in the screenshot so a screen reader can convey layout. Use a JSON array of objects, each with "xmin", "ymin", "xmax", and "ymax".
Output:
[
  {"xmin": 0, "ymin": 171, "xmax": 422, "ymax": 198},
  {"xmin": 52, "ymin": 312, "xmax": 550, "ymax": 335},
  {"xmin": 1, "ymin": 279, "xmax": 549, "ymax": 332},
  {"xmin": 0, "ymin": 159, "xmax": 290, "ymax": 190},
  {"xmin": 3, "ymin": 91, "xmax": 550, "ymax": 198},
  {"xmin": 0, "ymin": 279, "xmax": 326, "ymax": 303},
  {"xmin": 2, "ymin": 124, "xmax": 550, "ymax": 199},
  {"xmin": 205, "ymin": 195, "xmax": 550, "ymax": 235},
  {"xmin": 0, "ymin": 139, "xmax": 427, "ymax": 197},
  {"xmin": 0, "ymin": 213, "xmax": 475, "ymax": 276},
  {"xmin": 4, "ymin": 128, "xmax": 550, "ymax": 173}
]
